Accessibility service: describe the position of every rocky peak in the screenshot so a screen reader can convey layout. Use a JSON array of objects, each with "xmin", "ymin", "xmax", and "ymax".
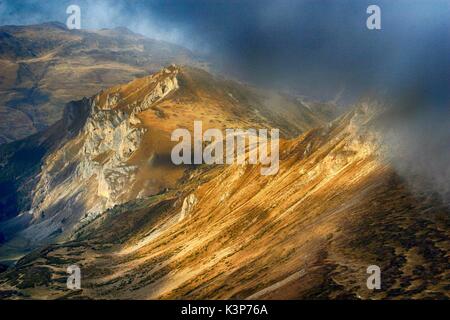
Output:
[
  {"xmin": 95, "ymin": 65, "xmax": 180, "ymax": 112},
  {"xmin": 23, "ymin": 67, "xmax": 182, "ymax": 242}
]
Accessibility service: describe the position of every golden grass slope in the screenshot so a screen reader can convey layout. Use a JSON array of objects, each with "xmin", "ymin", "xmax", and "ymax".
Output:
[{"xmin": 1, "ymin": 102, "xmax": 448, "ymax": 299}]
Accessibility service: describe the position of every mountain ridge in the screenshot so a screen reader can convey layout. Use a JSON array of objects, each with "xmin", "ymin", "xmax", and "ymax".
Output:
[
  {"xmin": 0, "ymin": 65, "xmax": 337, "ymax": 253},
  {"xmin": 0, "ymin": 64, "xmax": 448, "ymax": 300}
]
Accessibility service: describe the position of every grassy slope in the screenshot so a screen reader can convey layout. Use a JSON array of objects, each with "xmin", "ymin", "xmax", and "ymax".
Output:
[{"xmin": 1, "ymin": 105, "xmax": 447, "ymax": 299}]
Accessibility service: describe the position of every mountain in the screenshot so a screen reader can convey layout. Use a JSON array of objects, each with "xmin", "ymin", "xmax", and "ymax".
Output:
[
  {"xmin": 0, "ymin": 22, "xmax": 205, "ymax": 144},
  {"xmin": 0, "ymin": 66, "xmax": 448, "ymax": 299},
  {"xmin": 0, "ymin": 65, "xmax": 336, "ymax": 256}
]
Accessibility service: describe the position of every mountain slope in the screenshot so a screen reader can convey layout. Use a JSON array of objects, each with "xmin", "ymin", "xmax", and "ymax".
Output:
[
  {"xmin": 0, "ymin": 65, "xmax": 336, "ymax": 258},
  {"xmin": 0, "ymin": 22, "xmax": 204, "ymax": 144},
  {"xmin": 0, "ymin": 95, "xmax": 448, "ymax": 299}
]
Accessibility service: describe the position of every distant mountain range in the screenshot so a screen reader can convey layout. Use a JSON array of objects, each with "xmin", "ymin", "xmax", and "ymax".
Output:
[{"xmin": 0, "ymin": 22, "xmax": 205, "ymax": 144}]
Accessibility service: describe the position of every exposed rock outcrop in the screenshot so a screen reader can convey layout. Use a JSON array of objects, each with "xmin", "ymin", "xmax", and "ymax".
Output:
[
  {"xmin": 23, "ymin": 67, "xmax": 182, "ymax": 242},
  {"xmin": 178, "ymin": 193, "xmax": 197, "ymax": 222}
]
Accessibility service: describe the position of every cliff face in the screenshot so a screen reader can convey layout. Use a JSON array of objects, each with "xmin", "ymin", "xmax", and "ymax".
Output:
[{"xmin": 21, "ymin": 67, "xmax": 181, "ymax": 242}]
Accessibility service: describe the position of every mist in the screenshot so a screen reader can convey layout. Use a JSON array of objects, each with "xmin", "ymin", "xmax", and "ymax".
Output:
[{"xmin": 378, "ymin": 92, "xmax": 450, "ymax": 204}]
